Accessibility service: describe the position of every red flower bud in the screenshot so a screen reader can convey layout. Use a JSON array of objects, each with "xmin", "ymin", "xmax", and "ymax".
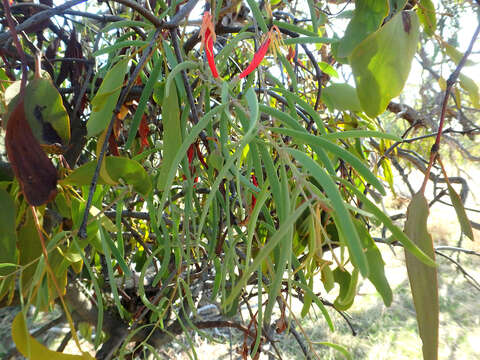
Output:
[
  {"xmin": 239, "ymin": 36, "xmax": 271, "ymax": 79},
  {"xmin": 200, "ymin": 12, "xmax": 219, "ymax": 78}
]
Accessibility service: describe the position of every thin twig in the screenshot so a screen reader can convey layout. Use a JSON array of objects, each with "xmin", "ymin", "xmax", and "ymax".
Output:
[{"xmin": 420, "ymin": 21, "xmax": 480, "ymax": 194}]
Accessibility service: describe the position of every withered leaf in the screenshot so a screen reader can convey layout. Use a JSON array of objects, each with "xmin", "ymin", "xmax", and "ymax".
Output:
[{"xmin": 5, "ymin": 98, "xmax": 58, "ymax": 206}]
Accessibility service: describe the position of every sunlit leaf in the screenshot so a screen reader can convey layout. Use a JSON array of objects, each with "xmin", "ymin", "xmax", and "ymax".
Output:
[
  {"xmin": 351, "ymin": 11, "xmax": 420, "ymax": 117},
  {"xmin": 417, "ymin": 0, "xmax": 437, "ymax": 36},
  {"xmin": 337, "ymin": 0, "xmax": 389, "ymax": 58},
  {"xmin": 459, "ymin": 74, "xmax": 479, "ymax": 108},
  {"xmin": 322, "ymin": 83, "xmax": 362, "ymax": 112},
  {"xmin": 12, "ymin": 312, "xmax": 95, "ymax": 359}
]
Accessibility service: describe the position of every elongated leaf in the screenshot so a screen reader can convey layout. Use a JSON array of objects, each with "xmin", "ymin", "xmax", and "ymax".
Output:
[
  {"xmin": 351, "ymin": 11, "xmax": 420, "ymax": 117},
  {"xmin": 12, "ymin": 312, "xmax": 95, "ymax": 359},
  {"xmin": 404, "ymin": 192, "xmax": 438, "ymax": 360},
  {"xmin": 337, "ymin": 177, "xmax": 436, "ymax": 266},
  {"xmin": 353, "ymin": 218, "xmax": 392, "ymax": 306},
  {"xmin": 286, "ymin": 149, "xmax": 369, "ymax": 276},
  {"xmin": 333, "ymin": 267, "xmax": 359, "ymax": 310},
  {"xmin": 446, "ymin": 184, "xmax": 474, "ymax": 240},
  {"xmin": 459, "ymin": 74, "xmax": 479, "ymax": 108},
  {"xmin": 272, "ymin": 128, "xmax": 386, "ymax": 195},
  {"xmin": 158, "ymin": 83, "xmax": 182, "ymax": 190},
  {"xmin": 417, "ymin": 0, "xmax": 437, "ymax": 36},
  {"xmin": 226, "ymin": 201, "xmax": 311, "ymax": 305},
  {"xmin": 87, "ymin": 59, "xmax": 128, "ymax": 137},
  {"xmin": 337, "ymin": 0, "xmax": 389, "ymax": 58},
  {"xmin": 0, "ymin": 189, "xmax": 18, "ymax": 278}
]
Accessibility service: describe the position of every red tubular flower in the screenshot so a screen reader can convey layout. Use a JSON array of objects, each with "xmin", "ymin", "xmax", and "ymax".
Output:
[
  {"xmin": 239, "ymin": 36, "xmax": 271, "ymax": 79},
  {"xmin": 199, "ymin": 12, "xmax": 219, "ymax": 78},
  {"xmin": 251, "ymin": 174, "xmax": 259, "ymax": 208}
]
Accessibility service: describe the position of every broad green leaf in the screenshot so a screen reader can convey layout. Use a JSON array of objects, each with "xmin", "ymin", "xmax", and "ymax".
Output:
[
  {"xmin": 404, "ymin": 193, "xmax": 438, "ymax": 360},
  {"xmin": 87, "ymin": 58, "xmax": 129, "ymax": 137},
  {"xmin": 158, "ymin": 83, "xmax": 182, "ymax": 190},
  {"xmin": 0, "ymin": 189, "xmax": 17, "ymax": 276},
  {"xmin": 459, "ymin": 74, "xmax": 479, "ymax": 108},
  {"xmin": 322, "ymin": 83, "xmax": 363, "ymax": 112},
  {"xmin": 337, "ymin": 0, "xmax": 389, "ymax": 58},
  {"xmin": 12, "ymin": 312, "xmax": 95, "ymax": 359},
  {"xmin": 286, "ymin": 149, "xmax": 369, "ymax": 276},
  {"xmin": 24, "ymin": 77, "xmax": 70, "ymax": 144},
  {"xmin": 446, "ymin": 184, "xmax": 474, "ymax": 240},
  {"xmin": 389, "ymin": 0, "xmax": 408, "ymax": 13},
  {"xmin": 351, "ymin": 11, "xmax": 420, "ymax": 118},
  {"xmin": 333, "ymin": 267, "xmax": 359, "ymax": 310},
  {"xmin": 318, "ymin": 62, "xmax": 339, "ymax": 78},
  {"xmin": 61, "ymin": 157, "xmax": 151, "ymax": 195},
  {"xmin": 417, "ymin": 0, "xmax": 437, "ymax": 36},
  {"xmin": 353, "ymin": 218, "xmax": 392, "ymax": 306}
]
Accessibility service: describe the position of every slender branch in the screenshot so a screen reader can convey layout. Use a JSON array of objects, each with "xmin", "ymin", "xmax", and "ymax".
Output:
[
  {"xmin": 420, "ymin": 21, "xmax": 480, "ymax": 193},
  {"xmin": 111, "ymin": 0, "xmax": 162, "ymax": 27},
  {"xmin": 0, "ymin": 0, "xmax": 87, "ymax": 44}
]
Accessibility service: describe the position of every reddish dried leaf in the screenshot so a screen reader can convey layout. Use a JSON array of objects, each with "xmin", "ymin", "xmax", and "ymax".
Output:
[
  {"xmin": 138, "ymin": 115, "xmax": 149, "ymax": 152},
  {"xmin": 6, "ymin": 99, "xmax": 58, "ymax": 206}
]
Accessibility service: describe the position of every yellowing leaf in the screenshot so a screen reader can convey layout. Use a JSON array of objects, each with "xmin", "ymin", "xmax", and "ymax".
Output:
[
  {"xmin": 351, "ymin": 11, "xmax": 420, "ymax": 118},
  {"xmin": 417, "ymin": 0, "xmax": 437, "ymax": 36},
  {"xmin": 459, "ymin": 74, "xmax": 480, "ymax": 108},
  {"xmin": 438, "ymin": 77, "xmax": 447, "ymax": 91},
  {"xmin": 404, "ymin": 193, "xmax": 438, "ymax": 360},
  {"xmin": 442, "ymin": 42, "xmax": 476, "ymax": 66},
  {"xmin": 12, "ymin": 312, "xmax": 94, "ymax": 360}
]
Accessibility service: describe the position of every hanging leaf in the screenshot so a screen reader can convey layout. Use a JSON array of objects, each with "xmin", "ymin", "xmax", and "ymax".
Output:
[
  {"xmin": 333, "ymin": 267, "xmax": 359, "ymax": 311},
  {"xmin": 353, "ymin": 218, "xmax": 392, "ymax": 306},
  {"xmin": 442, "ymin": 42, "xmax": 476, "ymax": 66},
  {"xmin": 5, "ymin": 99, "xmax": 58, "ymax": 206},
  {"xmin": 404, "ymin": 192, "xmax": 438, "ymax": 360},
  {"xmin": 351, "ymin": 11, "xmax": 420, "ymax": 118},
  {"xmin": 446, "ymin": 184, "xmax": 474, "ymax": 240},
  {"xmin": 417, "ymin": 0, "xmax": 437, "ymax": 36},
  {"xmin": 12, "ymin": 312, "xmax": 95, "ymax": 360},
  {"xmin": 321, "ymin": 83, "xmax": 363, "ymax": 112},
  {"xmin": 337, "ymin": 0, "xmax": 389, "ymax": 58},
  {"xmin": 0, "ymin": 188, "xmax": 17, "ymax": 276},
  {"xmin": 87, "ymin": 59, "xmax": 129, "ymax": 137},
  {"xmin": 459, "ymin": 74, "xmax": 479, "ymax": 108},
  {"xmin": 158, "ymin": 83, "xmax": 182, "ymax": 190}
]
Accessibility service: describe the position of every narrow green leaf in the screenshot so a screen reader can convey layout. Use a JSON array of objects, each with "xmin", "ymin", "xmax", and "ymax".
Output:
[
  {"xmin": 0, "ymin": 189, "xmax": 17, "ymax": 277},
  {"xmin": 87, "ymin": 59, "xmax": 129, "ymax": 137},
  {"xmin": 446, "ymin": 184, "xmax": 474, "ymax": 240},
  {"xmin": 286, "ymin": 149, "xmax": 369, "ymax": 276},
  {"xmin": 272, "ymin": 128, "xmax": 386, "ymax": 196},
  {"xmin": 226, "ymin": 201, "xmax": 311, "ymax": 305},
  {"xmin": 158, "ymin": 83, "xmax": 182, "ymax": 190},
  {"xmin": 337, "ymin": 177, "xmax": 436, "ymax": 266},
  {"xmin": 404, "ymin": 192, "xmax": 439, "ymax": 360},
  {"xmin": 283, "ymin": 36, "xmax": 334, "ymax": 45}
]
